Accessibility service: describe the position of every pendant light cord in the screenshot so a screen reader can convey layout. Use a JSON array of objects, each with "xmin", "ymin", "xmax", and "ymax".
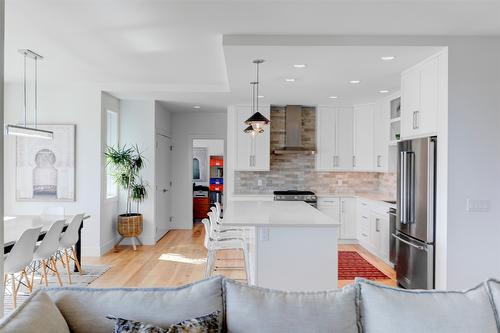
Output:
[
  {"xmin": 34, "ymin": 56, "xmax": 38, "ymax": 128},
  {"xmin": 23, "ymin": 52, "xmax": 27, "ymax": 127},
  {"xmin": 256, "ymin": 61, "xmax": 259, "ymax": 112}
]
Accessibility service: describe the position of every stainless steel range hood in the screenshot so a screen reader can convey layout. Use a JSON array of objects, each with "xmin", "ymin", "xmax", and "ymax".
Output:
[{"xmin": 273, "ymin": 105, "xmax": 316, "ymax": 155}]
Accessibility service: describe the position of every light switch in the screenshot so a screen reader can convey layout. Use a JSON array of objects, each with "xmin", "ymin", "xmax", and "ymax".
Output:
[{"xmin": 466, "ymin": 199, "xmax": 491, "ymax": 212}]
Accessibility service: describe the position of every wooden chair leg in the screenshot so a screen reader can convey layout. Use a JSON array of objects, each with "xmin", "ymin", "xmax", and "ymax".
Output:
[
  {"xmin": 11, "ymin": 274, "xmax": 16, "ymax": 308},
  {"xmin": 22, "ymin": 269, "xmax": 32, "ymax": 293},
  {"xmin": 64, "ymin": 249, "xmax": 72, "ymax": 284},
  {"xmin": 3, "ymin": 274, "xmax": 8, "ymax": 298},
  {"xmin": 30, "ymin": 265, "xmax": 36, "ymax": 288},
  {"xmin": 40, "ymin": 260, "xmax": 49, "ymax": 287},
  {"xmin": 51, "ymin": 258, "xmax": 63, "ymax": 286},
  {"xmin": 71, "ymin": 246, "xmax": 83, "ymax": 275}
]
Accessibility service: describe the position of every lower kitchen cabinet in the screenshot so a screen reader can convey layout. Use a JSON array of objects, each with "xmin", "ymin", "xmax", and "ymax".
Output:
[{"xmin": 318, "ymin": 197, "xmax": 356, "ymax": 241}]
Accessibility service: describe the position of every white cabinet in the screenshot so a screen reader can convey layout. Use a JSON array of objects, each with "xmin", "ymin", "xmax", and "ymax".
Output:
[
  {"xmin": 373, "ymin": 93, "xmax": 399, "ymax": 172},
  {"xmin": 233, "ymin": 105, "xmax": 270, "ymax": 171},
  {"xmin": 357, "ymin": 198, "xmax": 392, "ymax": 264},
  {"xmin": 340, "ymin": 198, "xmax": 357, "ymax": 240},
  {"xmin": 353, "ymin": 104, "xmax": 374, "ymax": 171},
  {"xmin": 318, "ymin": 196, "xmax": 356, "ymax": 240},
  {"xmin": 401, "ymin": 51, "xmax": 447, "ymax": 139},
  {"xmin": 315, "ymin": 106, "xmax": 353, "ymax": 171}
]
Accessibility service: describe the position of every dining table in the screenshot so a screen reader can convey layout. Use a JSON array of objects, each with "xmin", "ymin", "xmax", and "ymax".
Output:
[{"xmin": 4, "ymin": 214, "xmax": 90, "ymax": 271}]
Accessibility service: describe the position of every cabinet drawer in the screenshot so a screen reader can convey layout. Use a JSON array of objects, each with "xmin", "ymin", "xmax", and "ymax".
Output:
[
  {"xmin": 318, "ymin": 197, "xmax": 340, "ymax": 206},
  {"xmin": 359, "ymin": 214, "xmax": 370, "ymax": 237}
]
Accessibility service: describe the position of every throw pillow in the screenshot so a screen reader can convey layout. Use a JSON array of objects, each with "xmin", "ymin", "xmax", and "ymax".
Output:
[{"xmin": 107, "ymin": 311, "xmax": 220, "ymax": 333}]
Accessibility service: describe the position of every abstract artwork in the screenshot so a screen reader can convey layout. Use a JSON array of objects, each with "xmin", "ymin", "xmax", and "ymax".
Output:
[
  {"xmin": 192, "ymin": 147, "xmax": 208, "ymax": 182},
  {"xmin": 16, "ymin": 124, "xmax": 75, "ymax": 201}
]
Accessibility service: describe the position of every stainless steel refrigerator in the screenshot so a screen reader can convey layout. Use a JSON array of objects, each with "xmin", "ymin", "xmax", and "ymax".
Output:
[{"xmin": 395, "ymin": 137, "xmax": 436, "ymax": 289}]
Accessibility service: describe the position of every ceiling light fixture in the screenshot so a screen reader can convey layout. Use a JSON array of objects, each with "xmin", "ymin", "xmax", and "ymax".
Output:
[
  {"xmin": 349, "ymin": 80, "xmax": 361, "ymax": 84},
  {"xmin": 244, "ymin": 59, "xmax": 270, "ymax": 135},
  {"xmin": 258, "ymin": 95, "xmax": 264, "ymax": 99},
  {"xmin": 285, "ymin": 78, "xmax": 296, "ymax": 82},
  {"xmin": 6, "ymin": 49, "xmax": 53, "ymax": 140},
  {"xmin": 381, "ymin": 56, "xmax": 396, "ymax": 61},
  {"xmin": 293, "ymin": 64, "xmax": 307, "ymax": 68},
  {"xmin": 379, "ymin": 90, "xmax": 390, "ymax": 94},
  {"xmin": 193, "ymin": 105, "xmax": 201, "ymax": 109},
  {"xmin": 329, "ymin": 96, "xmax": 338, "ymax": 99}
]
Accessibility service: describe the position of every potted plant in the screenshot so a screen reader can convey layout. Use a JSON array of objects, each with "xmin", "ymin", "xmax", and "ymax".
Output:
[{"xmin": 105, "ymin": 145, "xmax": 147, "ymax": 249}]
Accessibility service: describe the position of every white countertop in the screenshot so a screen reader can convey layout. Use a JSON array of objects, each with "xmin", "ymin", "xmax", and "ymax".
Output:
[{"xmin": 222, "ymin": 201, "xmax": 339, "ymax": 227}]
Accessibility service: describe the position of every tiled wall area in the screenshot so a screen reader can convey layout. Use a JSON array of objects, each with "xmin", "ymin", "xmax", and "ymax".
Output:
[{"xmin": 234, "ymin": 106, "xmax": 397, "ymax": 196}]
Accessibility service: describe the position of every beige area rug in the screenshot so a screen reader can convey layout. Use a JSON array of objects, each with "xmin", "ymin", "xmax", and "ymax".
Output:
[{"xmin": 3, "ymin": 264, "xmax": 110, "ymax": 315}]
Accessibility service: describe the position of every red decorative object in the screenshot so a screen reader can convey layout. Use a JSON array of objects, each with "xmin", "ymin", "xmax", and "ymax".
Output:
[{"xmin": 338, "ymin": 251, "xmax": 390, "ymax": 280}]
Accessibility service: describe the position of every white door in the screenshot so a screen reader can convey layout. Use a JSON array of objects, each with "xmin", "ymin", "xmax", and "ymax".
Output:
[
  {"xmin": 418, "ymin": 57, "xmax": 439, "ymax": 136},
  {"xmin": 340, "ymin": 198, "xmax": 357, "ymax": 239},
  {"xmin": 353, "ymin": 104, "xmax": 374, "ymax": 171},
  {"xmin": 401, "ymin": 67, "xmax": 421, "ymax": 138},
  {"xmin": 315, "ymin": 107, "xmax": 336, "ymax": 171},
  {"xmin": 156, "ymin": 134, "xmax": 172, "ymax": 241},
  {"xmin": 336, "ymin": 107, "xmax": 354, "ymax": 170}
]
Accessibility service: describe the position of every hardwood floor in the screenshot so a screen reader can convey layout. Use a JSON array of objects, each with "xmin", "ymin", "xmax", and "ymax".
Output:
[{"xmin": 85, "ymin": 223, "xmax": 395, "ymax": 288}]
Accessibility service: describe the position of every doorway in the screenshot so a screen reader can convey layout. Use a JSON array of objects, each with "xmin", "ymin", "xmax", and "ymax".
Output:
[
  {"xmin": 155, "ymin": 133, "xmax": 172, "ymax": 241},
  {"xmin": 192, "ymin": 139, "xmax": 224, "ymax": 224}
]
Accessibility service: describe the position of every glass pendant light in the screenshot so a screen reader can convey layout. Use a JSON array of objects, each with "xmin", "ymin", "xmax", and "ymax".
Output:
[
  {"xmin": 6, "ymin": 49, "xmax": 53, "ymax": 140},
  {"xmin": 244, "ymin": 59, "xmax": 270, "ymax": 134}
]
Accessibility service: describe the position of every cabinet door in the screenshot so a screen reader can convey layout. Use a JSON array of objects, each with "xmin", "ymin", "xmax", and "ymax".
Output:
[
  {"xmin": 401, "ymin": 68, "xmax": 420, "ymax": 139},
  {"xmin": 340, "ymin": 197, "xmax": 357, "ymax": 239},
  {"xmin": 353, "ymin": 104, "xmax": 374, "ymax": 171},
  {"xmin": 315, "ymin": 107, "xmax": 336, "ymax": 171},
  {"xmin": 336, "ymin": 107, "xmax": 354, "ymax": 170},
  {"xmin": 378, "ymin": 214, "xmax": 390, "ymax": 261},
  {"xmin": 235, "ymin": 106, "xmax": 270, "ymax": 171},
  {"xmin": 418, "ymin": 57, "xmax": 439, "ymax": 136},
  {"xmin": 373, "ymin": 98, "xmax": 390, "ymax": 172}
]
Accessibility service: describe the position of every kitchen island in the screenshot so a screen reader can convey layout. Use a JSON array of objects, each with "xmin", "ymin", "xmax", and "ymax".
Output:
[{"xmin": 222, "ymin": 200, "xmax": 339, "ymax": 291}]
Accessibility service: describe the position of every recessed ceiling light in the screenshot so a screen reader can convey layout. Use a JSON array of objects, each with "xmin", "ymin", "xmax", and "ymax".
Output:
[
  {"xmin": 285, "ymin": 78, "xmax": 296, "ymax": 82},
  {"xmin": 349, "ymin": 80, "xmax": 361, "ymax": 84},
  {"xmin": 379, "ymin": 90, "xmax": 390, "ymax": 94},
  {"xmin": 381, "ymin": 56, "xmax": 396, "ymax": 61},
  {"xmin": 329, "ymin": 96, "xmax": 338, "ymax": 99},
  {"xmin": 293, "ymin": 64, "xmax": 307, "ymax": 68},
  {"xmin": 193, "ymin": 105, "xmax": 201, "ymax": 109},
  {"xmin": 258, "ymin": 95, "xmax": 264, "ymax": 98}
]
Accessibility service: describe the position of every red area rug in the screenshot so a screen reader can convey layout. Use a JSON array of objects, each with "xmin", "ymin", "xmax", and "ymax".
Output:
[{"xmin": 339, "ymin": 251, "xmax": 390, "ymax": 280}]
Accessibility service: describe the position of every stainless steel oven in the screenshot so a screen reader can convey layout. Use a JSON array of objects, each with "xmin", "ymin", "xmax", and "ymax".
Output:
[{"xmin": 273, "ymin": 190, "xmax": 317, "ymax": 208}]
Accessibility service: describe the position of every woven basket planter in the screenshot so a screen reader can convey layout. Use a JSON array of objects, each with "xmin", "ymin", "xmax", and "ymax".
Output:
[{"xmin": 117, "ymin": 214, "xmax": 143, "ymax": 237}]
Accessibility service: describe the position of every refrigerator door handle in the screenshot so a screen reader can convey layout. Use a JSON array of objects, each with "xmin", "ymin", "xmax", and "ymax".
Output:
[
  {"xmin": 400, "ymin": 151, "xmax": 407, "ymax": 224},
  {"xmin": 392, "ymin": 233, "xmax": 426, "ymax": 251}
]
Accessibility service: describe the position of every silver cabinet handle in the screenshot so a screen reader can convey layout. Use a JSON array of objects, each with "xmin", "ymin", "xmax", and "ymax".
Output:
[
  {"xmin": 352, "ymin": 156, "xmax": 356, "ymax": 167},
  {"xmin": 413, "ymin": 111, "xmax": 420, "ymax": 130},
  {"xmin": 392, "ymin": 233, "xmax": 426, "ymax": 251},
  {"xmin": 376, "ymin": 155, "xmax": 382, "ymax": 168},
  {"xmin": 253, "ymin": 155, "xmax": 256, "ymax": 167},
  {"xmin": 249, "ymin": 155, "xmax": 253, "ymax": 167},
  {"xmin": 335, "ymin": 155, "xmax": 339, "ymax": 167},
  {"xmin": 341, "ymin": 200, "xmax": 345, "ymax": 213},
  {"xmin": 375, "ymin": 218, "xmax": 380, "ymax": 232}
]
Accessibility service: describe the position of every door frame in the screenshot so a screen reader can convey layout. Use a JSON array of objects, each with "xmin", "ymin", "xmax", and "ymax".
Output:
[
  {"xmin": 188, "ymin": 135, "xmax": 226, "ymax": 228},
  {"xmin": 155, "ymin": 132, "xmax": 172, "ymax": 242}
]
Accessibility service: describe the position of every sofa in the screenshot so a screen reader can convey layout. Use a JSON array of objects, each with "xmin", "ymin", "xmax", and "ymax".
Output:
[{"xmin": 1, "ymin": 276, "xmax": 500, "ymax": 333}]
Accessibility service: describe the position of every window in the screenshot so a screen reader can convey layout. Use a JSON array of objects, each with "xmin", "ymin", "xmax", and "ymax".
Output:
[{"xmin": 106, "ymin": 110, "xmax": 119, "ymax": 198}]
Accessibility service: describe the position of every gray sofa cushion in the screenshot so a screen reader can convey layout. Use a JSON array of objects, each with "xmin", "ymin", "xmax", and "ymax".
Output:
[
  {"xmin": 46, "ymin": 276, "xmax": 223, "ymax": 333},
  {"xmin": 357, "ymin": 278, "xmax": 498, "ymax": 333},
  {"xmin": 223, "ymin": 279, "xmax": 359, "ymax": 333},
  {"xmin": 0, "ymin": 290, "xmax": 70, "ymax": 333}
]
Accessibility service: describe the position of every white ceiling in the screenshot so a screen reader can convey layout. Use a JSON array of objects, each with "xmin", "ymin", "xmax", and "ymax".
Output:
[{"xmin": 5, "ymin": 0, "xmax": 500, "ymax": 112}]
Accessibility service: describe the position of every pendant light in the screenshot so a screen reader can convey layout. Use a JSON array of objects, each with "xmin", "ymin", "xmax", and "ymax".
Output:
[
  {"xmin": 6, "ymin": 49, "xmax": 53, "ymax": 140},
  {"xmin": 244, "ymin": 59, "xmax": 270, "ymax": 134}
]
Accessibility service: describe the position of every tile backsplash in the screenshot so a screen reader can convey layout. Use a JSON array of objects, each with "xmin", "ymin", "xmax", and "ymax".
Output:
[{"xmin": 234, "ymin": 106, "xmax": 396, "ymax": 196}]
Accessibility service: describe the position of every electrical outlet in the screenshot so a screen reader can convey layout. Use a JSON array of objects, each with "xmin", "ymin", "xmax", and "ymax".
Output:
[
  {"xmin": 466, "ymin": 199, "xmax": 490, "ymax": 212},
  {"xmin": 259, "ymin": 228, "xmax": 269, "ymax": 241},
  {"xmin": 337, "ymin": 179, "xmax": 343, "ymax": 186},
  {"xmin": 257, "ymin": 179, "xmax": 263, "ymax": 186}
]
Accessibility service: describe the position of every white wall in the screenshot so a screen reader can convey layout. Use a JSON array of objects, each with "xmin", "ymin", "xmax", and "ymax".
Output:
[
  {"xmin": 3, "ymin": 82, "xmax": 102, "ymax": 256},
  {"xmin": 193, "ymin": 139, "xmax": 224, "ymax": 185},
  {"xmin": 171, "ymin": 112, "xmax": 226, "ymax": 229},
  {"xmin": 119, "ymin": 100, "xmax": 156, "ymax": 245},
  {"xmin": 100, "ymin": 92, "xmax": 120, "ymax": 254},
  {"xmin": 0, "ymin": 0, "xmax": 5, "ymax": 315}
]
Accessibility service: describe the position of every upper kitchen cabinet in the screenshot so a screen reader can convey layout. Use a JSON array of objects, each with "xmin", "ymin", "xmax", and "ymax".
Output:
[
  {"xmin": 373, "ymin": 93, "xmax": 400, "ymax": 172},
  {"xmin": 401, "ymin": 51, "xmax": 447, "ymax": 139},
  {"xmin": 315, "ymin": 106, "xmax": 354, "ymax": 171},
  {"xmin": 353, "ymin": 103, "xmax": 374, "ymax": 171},
  {"xmin": 230, "ymin": 105, "xmax": 271, "ymax": 171}
]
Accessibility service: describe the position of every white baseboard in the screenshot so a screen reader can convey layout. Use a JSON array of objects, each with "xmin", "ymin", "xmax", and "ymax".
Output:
[{"xmin": 338, "ymin": 239, "xmax": 359, "ymax": 245}]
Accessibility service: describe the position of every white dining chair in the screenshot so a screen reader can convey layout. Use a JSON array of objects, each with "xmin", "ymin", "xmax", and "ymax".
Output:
[
  {"xmin": 58, "ymin": 214, "xmax": 84, "ymax": 284},
  {"xmin": 207, "ymin": 211, "xmax": 249, "ymax": 240},
  {"xmin": 41, "ymin": 206, "xmax": 65, "ymax": 217},
  {"xmin": 201, "ymin": 218, "xmax": 250, "ymax": 283},
  {"xmin": 4, "ymin": 226, "xmax": 42, "ymax": 308},
  {"xmin": 31, "ymin": 220, "xmax": 65, "ymax": 287}
]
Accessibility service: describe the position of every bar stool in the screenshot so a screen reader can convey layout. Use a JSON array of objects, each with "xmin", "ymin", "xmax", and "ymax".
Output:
[
  {"xmin": 201, "ymin": 218, "xmax": 250, "ymax": 283},
  {"xmin": 4, "ymin": 226, "xmax": 42, "ymax": 308},
  {"xmin": 58, "ymin": 214, "xmax": 85, "ymax": 284},
  {"xmin": 207, "ymin": 211, "xmax": 249, "ymax": 240},
  {"xmin": 31, "ymin": 220, "xmax": 65, "ymax": 287}
]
